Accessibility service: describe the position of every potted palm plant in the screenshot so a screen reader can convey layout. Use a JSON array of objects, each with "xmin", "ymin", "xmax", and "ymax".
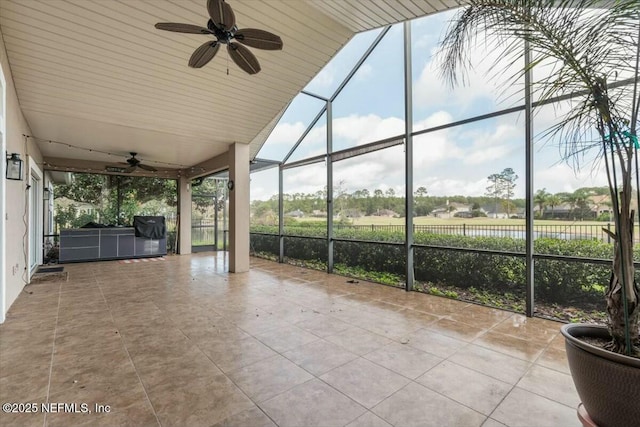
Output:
[{"xmin": 437, "ymin": 1, "xmax": 639, "ymax": 426}]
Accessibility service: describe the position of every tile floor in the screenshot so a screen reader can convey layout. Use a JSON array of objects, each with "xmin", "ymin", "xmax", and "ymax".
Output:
[{"xmin": 0, "ymin": 253, "xmax": 581, "ymax": 427}]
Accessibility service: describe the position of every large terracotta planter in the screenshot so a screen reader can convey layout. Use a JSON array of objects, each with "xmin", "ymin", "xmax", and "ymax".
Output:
[{"xmin": 560, "ymin": 323, "xmax": 640, "ymax": 427}]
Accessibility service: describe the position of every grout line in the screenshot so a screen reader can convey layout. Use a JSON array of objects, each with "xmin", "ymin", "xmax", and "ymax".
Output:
[
  {"xmin": 96, "ymin": 280, "xmax": 163, "ymax": 427},
  {"xmin": 42, "ymin": 279, "xmax": 63, "ymax": 427}
]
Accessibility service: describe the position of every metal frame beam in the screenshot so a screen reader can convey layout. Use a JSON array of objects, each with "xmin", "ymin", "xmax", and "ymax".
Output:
[
  {"xmin": 326, "ymin": 100, "xmax": 334, "ymax": 273},
  {"xmin": 524, "ymin": 40, "xmax": 535, "ymax": 317},
  {"xmin": 278, "ymin": 165, "xmax": 284, "ymax": 263},
  {"xmin": 404, "ymin": 21, "xmax": 414, "ymax": 292}
]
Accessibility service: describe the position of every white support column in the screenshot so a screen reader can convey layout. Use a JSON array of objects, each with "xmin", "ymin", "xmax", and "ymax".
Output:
[
  {"xmin": 229, "ymin": 143, "xmax": 250, "ymax": 273},
  {"xmin": 178, "ymin": 176, "xmax": 192, "ymax": 255}
]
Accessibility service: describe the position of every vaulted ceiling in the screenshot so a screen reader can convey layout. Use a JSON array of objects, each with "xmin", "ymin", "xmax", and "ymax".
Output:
[{"xmin": 0, "ymin": 0, "xmax": 461, "ymax": 175}]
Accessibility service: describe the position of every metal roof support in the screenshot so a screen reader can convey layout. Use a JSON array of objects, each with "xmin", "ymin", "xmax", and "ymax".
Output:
[
  {"xmin": 327, "ymin": 99, "xmax": 334, "ymax": 274},
  {"xmin": 404, "ymin": 21, "xmax": 414, "ymax": 292},
  {"xmin": 524, "ymin": 40, "xmax": 535, "ymax": 317},
  {"xmin": 279, "ymin": 165, "xmax": 284, "ymax": 263}
]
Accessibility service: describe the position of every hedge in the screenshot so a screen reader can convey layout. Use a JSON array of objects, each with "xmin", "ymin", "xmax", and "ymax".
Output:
[{"xmin": 250, "ymin": 226, "xmax": 639, "ymax": 306}]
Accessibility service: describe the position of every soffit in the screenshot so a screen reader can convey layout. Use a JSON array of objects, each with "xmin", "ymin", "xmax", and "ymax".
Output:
[{"xmin": 0, "ymin": 0, "xmax": 457, "ymax": 172}]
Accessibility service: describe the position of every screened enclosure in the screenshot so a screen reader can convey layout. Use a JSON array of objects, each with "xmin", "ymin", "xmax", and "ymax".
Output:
[{"xmin": 249, "ymin": 7, "xmax": 639, "ymax": 323}]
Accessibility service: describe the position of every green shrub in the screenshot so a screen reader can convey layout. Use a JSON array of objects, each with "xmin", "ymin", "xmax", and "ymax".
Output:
[{"xmin": 249, "ymin": 227, "xmax": 640, "ymax": 306}]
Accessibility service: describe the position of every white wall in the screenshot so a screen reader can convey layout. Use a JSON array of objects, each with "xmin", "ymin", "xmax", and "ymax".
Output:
[{"xmin": 1, "ymin": 28, "xmax": 43, "ymax": 323}]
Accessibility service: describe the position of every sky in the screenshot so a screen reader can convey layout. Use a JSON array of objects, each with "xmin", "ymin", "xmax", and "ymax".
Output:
[{"xmin": 250, "ymin": 9, "xmax": 615, "ymax": 202}]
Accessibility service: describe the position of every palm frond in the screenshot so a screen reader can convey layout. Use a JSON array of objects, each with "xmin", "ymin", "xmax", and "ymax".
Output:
[{"xmin": 438, "ymin": 0, "xmax": 639, "ymax": 167}]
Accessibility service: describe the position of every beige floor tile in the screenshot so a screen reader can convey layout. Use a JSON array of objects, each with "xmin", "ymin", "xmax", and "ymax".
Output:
[
  {"xmin": 0, "ymin": 254, "xmax": 572, "ymax": 427},
  {"xmin": 363, "ymin": 342, "xmax": 442, "ymax": 379},
  {"xmin": 49, "ymin": 348, "xmax": 135, "ymax": 394},
  {"xmin": 406, "ymin": 294, "xmax": 469, "ymax": 316},
  {"xmin": 405, "ymin": 328, "xmax": 468, "ymax": 358},
  {"xmin": 492, "ymin": 315, "xmax": 561, "ymax": 344},
  {"xmin": 0, "ymin": 409, "xmax": 46, "ymax": 427},
  {"xmin": 345, "ymin": 411, "xmax": 392, "ymax": 427},
  {"xmin": 517, "ymin": 365, "xmax": 579, "ymax": 408},
  {"xmin": 417, "ymin": 361, "xmax": 512, "ymax": 415},
  {"xmin": 45, "ymin": 400, "xmax": 159, "ymax": 427},
  {"xmin": 211, "ymin": 407, "xmax": 276, "ymax": 427},
  {"xmin": 481, "ymin": 418, "xmax": 507, "ymax": 427},
  {"xmin": 147, "ymin": 373, "xmax": 254, "ymax": 427},
  {"xmin": 395, "ymin": 308, "xmax": 440, "ymax": 327},
  {"xmin": 198, "ymin": 336, "xmax": 278, "ymax": 373},
  {"xmin": 294, "ymin": 314, "xmax": 351, "ymax": 337},
  {"xmin": 47, "ymin": 376, "xmax": 153, "ymax": 423},
  {"xmin": 0, "ymin": 365, "xmax": 50, "ymax": 403},
  {"xmin": 320, "ymin": 358, "xmax": 410, "ymax": 408},
  {"xmin": 260, "ymin": 378, "xmax": 366, "ymax": 427},
  {"xmin": 372, "ymin": 382, "xmax": 486, "ymax": 427},
  {"xmin": 254, "ymin": 325, "xmax": 320, "ymax": 353},
  {"xmin": 325, "ymin": 327, "xmax": 392, "ymax": 356},
  {"xmin": 491, "ymin": 387, "xmax": 579, "ymax": 427},
  {"xmin": 449, "ymin": 344, "xmax": 531, "ymax": 384},
  {"xmin": 474, "ymin": 331, "xmax": 545, "ymax": 362},
  {"xmin": 535, "ymin": 346, "xmax": 571, "ymax": 375},
  {"xmin": 283, "ymin": 339, "xmax": 358, "ymax": 375},
  {"xmin": 228, "ymin": 355, "xmax": 313, "ymax": 402},
  {"xmin": 427, "ymin": 318, "xmax": 488, "ymax": 342},
  {"xmin": 135, "ymin": 348, "xmax": 224, "ymax": 390},
  {"xmin": 449, "ymin": 304, "xmax": 514, "ymax": 328}
]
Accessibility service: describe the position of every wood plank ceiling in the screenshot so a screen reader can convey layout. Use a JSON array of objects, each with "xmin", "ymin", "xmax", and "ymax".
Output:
[{"xmin": 0, "ymin": 0, "xmax": 459, "ymax": 175}]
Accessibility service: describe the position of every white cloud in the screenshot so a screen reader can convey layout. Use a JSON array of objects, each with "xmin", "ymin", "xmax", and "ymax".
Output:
[
  {"xmin": 306, "ymin": 64, "xmax": 335, "ymax": 91},
  {"xmin": 354, "ymin": 63, "xmax": 373, "ymax": 82},
  {"xmin": 413, "ymin": 33, "xmax": 524, "ymax": 112},
  {"xmin": 252, "ymin": 106, "xmax": 607, "ymax": 201},
  {"xmin": 333, "ymin": 114, "xmax": 404, "ymax": 148},
  {"xmin": 461, "ymin": 123, "xmax": 522, "ymax": 165},
  {"xmin": 423, "ymin": 176, "xmax": 490, "ymax": 197},
  {"xmin": 283, "ymin": 162, "xmax": 326, "ymax": 195},
  {"xmin": 266, "ymin": 121, "xmax": 308, "ymax": 145},
  {"xmin": 535, "ymin": 156, "xmax": 609, "ymax": 194}
]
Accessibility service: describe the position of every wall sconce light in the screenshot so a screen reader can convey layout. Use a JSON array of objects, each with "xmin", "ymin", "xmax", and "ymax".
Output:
[
  {"xmin": 6, "ymin": 153, "xmax": 24, "ymax": 181},
  {"xmin": 43, "ymin": 187, "xmax": 51, "ymax": 201}
]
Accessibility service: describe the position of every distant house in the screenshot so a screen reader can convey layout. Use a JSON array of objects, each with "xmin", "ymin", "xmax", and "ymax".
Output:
[
  {"xmin": 286, "ymin": 209, "xmax": 304, "ymax": 218},
  {"xmin": 482, "ymin": 204, "xmax": 509, "ymax": 219},
  {"xmin": 55, "ymin": 197, "xmax": 98, "ymax": 218},
  {"xmin": 373, "ymin": 209, "xmax": 397, "ymax": 217},
  {"xmin": 339, "ymin": 209, "xmax": 363, "ymax": 218},
  {"xmin": 433, "ymin": 202, "xmax": 471, "ymax": 219}
]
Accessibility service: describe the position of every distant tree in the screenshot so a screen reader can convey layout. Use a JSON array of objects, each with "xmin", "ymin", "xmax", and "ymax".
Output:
[
  {"xmin": 501, "ymin": 168, "xmax": 518, "ymax": 216},
  {"xmin": 415, "ymin": 186, "xmax": 428, "ymax": 198},
  {"xmin": 485, "ymin": 173, "xmax": 503, "ymax": 215},
  {"xmin": 546, "ymin": 194, "xmax": 562, "ymax": 219},
  {"xmin": 485, "ymin": 168, "xmax": 518, "ymax": 217},
  {"xmin": 534, "ymin": 188, "xmax": 550, "ymax": 217}
]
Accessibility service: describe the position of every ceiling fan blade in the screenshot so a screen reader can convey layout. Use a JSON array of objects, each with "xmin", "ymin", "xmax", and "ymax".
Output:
[
  {"xmin": 137, "ymin": 164, "xmax": 158, "ymax": 172},
  {"xmin": 228, "ymin": 42, "xmax": 260, "ymax": 75},
  {"xmin": 155, "ymin": 23, "xmax": 211, "ymax": 34},
  {"xmin": 235, "ymin": 28, "xmax": 283, "ymax": 50},
  {"xmin": 123, "ymin": 166, "xmax": 137, "ymax": 174},
  {"xmin": 207, "ymin": 0, "xmax": 235, "ymax": 31},
  {"xmin": 189, "ymin": 41, "xmax": 220, "ymax": 68}
]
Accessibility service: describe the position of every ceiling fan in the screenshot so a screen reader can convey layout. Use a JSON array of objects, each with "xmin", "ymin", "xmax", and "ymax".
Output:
[
  {"xmin": 106, "ymin": 152, "xmax": 157, "ymax": 174},
  {"xmin": 155, "ymin": 0, "xmax": 283, "ymax": 75}
]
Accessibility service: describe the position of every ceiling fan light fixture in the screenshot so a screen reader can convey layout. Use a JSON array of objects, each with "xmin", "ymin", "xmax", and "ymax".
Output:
[{"xmin": 154, "ymin": 0, "xmax": 282, "ymax": 74}]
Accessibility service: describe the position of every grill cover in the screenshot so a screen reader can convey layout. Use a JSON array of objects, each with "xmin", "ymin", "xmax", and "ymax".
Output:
[{"xmin": 133, "ymin": 216, "xmax": 166, "ymax": 239}]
